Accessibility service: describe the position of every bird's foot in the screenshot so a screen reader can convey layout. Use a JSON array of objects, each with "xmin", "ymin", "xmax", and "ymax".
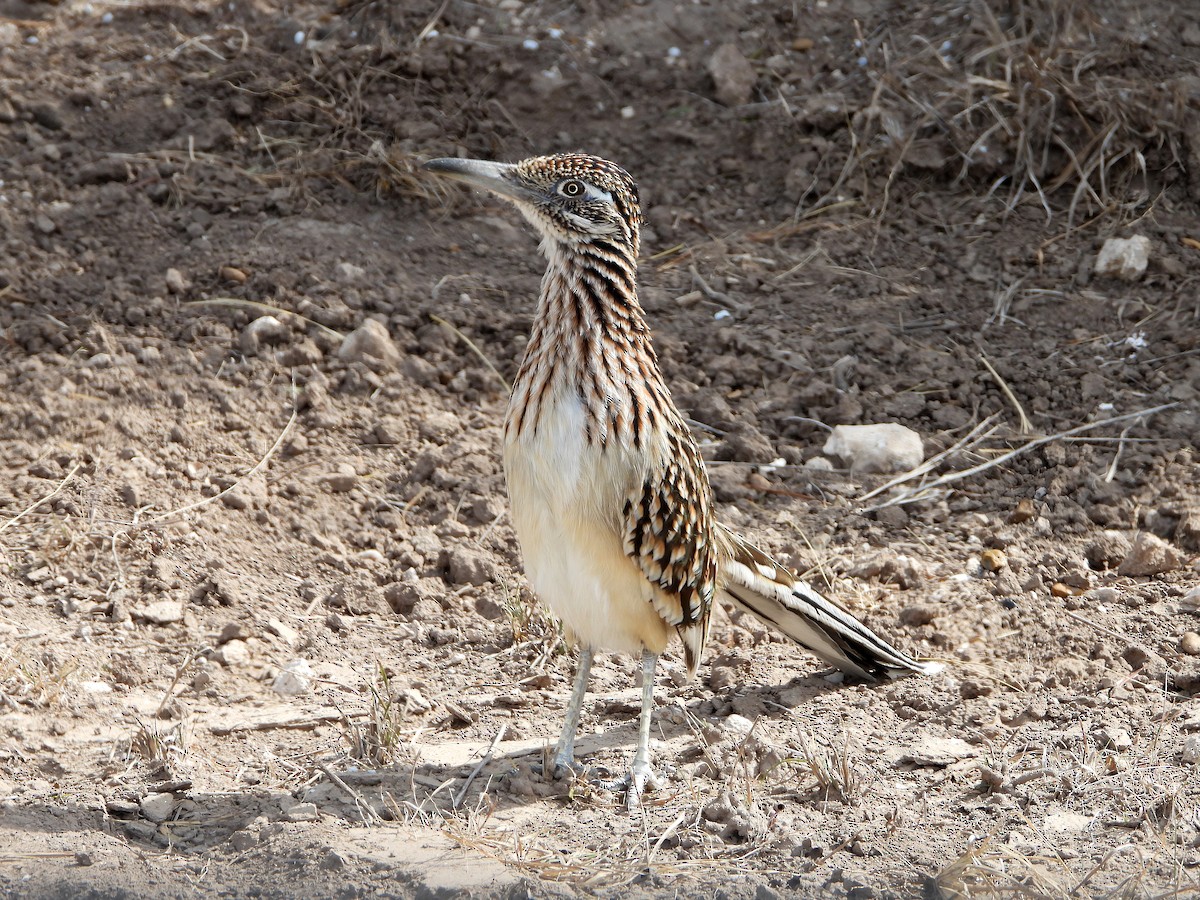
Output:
[
  {"xmin": 531, "ymin": 751, "xmax": 587, "ymax": 781},
  {"xmin": 596, "ymin": 757, "xmax": 663, "ymax": 810}
]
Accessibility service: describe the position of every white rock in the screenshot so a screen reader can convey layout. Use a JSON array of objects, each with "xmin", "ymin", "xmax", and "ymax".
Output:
[
  {"xmin": 338, "ymin": 319, "xmax": 400, "ymax": 368},
  {"xmin": 79, "ymin": 681, "xmax": 112, "ymax": 694},
  {"xmin": 136, "ymin": 600, "xmax": 183, "ymax": 625},
  {"xmin": 216, "ymin": 638, "xmax": 250, "ymax": 667},
  {"xmin": 266, "ymin": 617, "xmax": 299, "ymax": 647},
  {"xmin": 823, "ymin": 423, "xmax": 924, "ymax": 474},
  {"xmin": 139, "ymin": 792, "xmax": 176, "ymax": 823},
  {"xmin": 272, "ymin": 659, "xmax": 314, "ymax": 697},
  {"xmin": 165, "ymin": 268, "xmax": 190, "ymax": 294},
  {"xmin": 240, "ymin": 315, "xmax": 287, "ymax": 355},
  {"xmin": 1094, "ymin": 235, "xmax": 1150, "ymax": 281},
  {"xmin": 335, "ymin": 262, "xmax": 366, "ymax": 283},
  {"xmin": 723, "ymin": 714, "xmax": 755, "ymax": 735}
]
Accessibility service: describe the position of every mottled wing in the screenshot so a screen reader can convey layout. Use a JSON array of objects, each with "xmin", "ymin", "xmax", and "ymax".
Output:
[
  {"xmin": 622, "ymin": 428, "xmax": 717, "ymax": 675},
  {"xmin": 716, "ymin": 525, "xmax": 940, "ymax": 680}
]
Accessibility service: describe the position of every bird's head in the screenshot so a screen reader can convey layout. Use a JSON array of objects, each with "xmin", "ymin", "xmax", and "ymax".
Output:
[{"xmin": 423, "ymin": 152, "xmax": 641, "ymax": 254}]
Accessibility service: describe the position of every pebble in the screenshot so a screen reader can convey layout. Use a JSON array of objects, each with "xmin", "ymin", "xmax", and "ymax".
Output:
[
  {"xmin": 215, "ymin": 639, "xmax": 250, "ymax": 666},
  {"xmin": 446, "ymin": 547, "xmax": 497, "ymax": 586},
  {"xmin": 338, "ymin": 319, "xmax": 400, "ymax": 368},
  {"xmin": 980, "ymin": 548, "xmax": 1007, "ymax": 572},
  {"xmin": 272, "ymin": 659, "xmax": 314, "ymax": 696},
  {"xmin": 135, "ymin": 600, "xmax": 183, "ymax": 625},
  {"xmin": 322, "ymin": 463, "xmax": 358, "ymax": 493},
  {"xmin": 1116, "ymin": 532, "xmax": 1180, "ymax": 576},
  {"xmin": 335, "ymin": 262, "xmax": 365, "ymax": 283},
  {"xmin": 1182, "ymin": 735, "xmax": 1200, "ymax": 765},
  {"xmin": 239, "ymin": 315, "xmax": 288, "ymax": 355},
  {"xmin": 74, "ymin": 851, "xmax": 94, "ymax": 867},
  {"xmin": 1094, "ymin": 726, "xmax": 1132, "ymax": 751},
  {"xmin": 1086, "ymin": 530, "xmax": 1133, "ymax": 569},
  {"xmin": 266, "ymin": 617, "xmax": 299, "ymax": 646},
  {"xmin": 283, "ymin": 802, "xmax": 319, "ymax": 822},
  {"xmin": 230, "ymin": 830, "xmax": 258, "ymax": 852},
  {"xmin": 1094, "ymin": 235, "xmax": 1150, "ymax": 281},
  {"xmin": 321, "ymin": 849, "xmax": 348, "ymax": 871},
  {"xmin": 139, "ymin": 792, "xmax": 176, "ymax": 823},
  {"xmin": 707, "ymin": 43, "xmax": 756, "ymax": 106},
  {"xmin": 1180, "ymin": 632, "xmax": 1200, "ymax": 656},
  {"xmin": 898, "ymin": 604, "xmax": 938, "ymax": 626},
  {"xmin": 823, "ymin": 423, "xmax": 923, "ymax": 474},
  {"xmin": 165, "ymin": 268, "xmax": 191, "ymax": 294}
]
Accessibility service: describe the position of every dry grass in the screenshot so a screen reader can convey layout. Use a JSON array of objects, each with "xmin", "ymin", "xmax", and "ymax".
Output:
[
  {"xmin": 826, "ymin": 0, "xmax": 1189, "ymax": 225},
  {"xmin": 0, "ymin": 644, "xmax": 77, "ymax": 710}
]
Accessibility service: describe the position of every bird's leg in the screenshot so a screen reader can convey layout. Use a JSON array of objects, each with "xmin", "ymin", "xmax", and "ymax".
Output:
[
  {"xmin": 626, "ymin": 649, "xmax": 663, "ymax": 809},
  {"xmin": 549, "ymin": 644, "xmax": 593, "ymax": 777},
  {"xmin": 595, "ymin": 649, "xmax": 665, "ymax": 808}
]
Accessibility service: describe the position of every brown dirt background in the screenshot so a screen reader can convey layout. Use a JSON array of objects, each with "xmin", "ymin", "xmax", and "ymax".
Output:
[{"xmin": 2, "ymin": 1, "xmax": 1199, "ymax": 897}]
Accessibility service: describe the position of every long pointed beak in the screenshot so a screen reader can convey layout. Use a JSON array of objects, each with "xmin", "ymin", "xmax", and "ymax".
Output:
[{"xmin": 422, "ymin": 157, "xmax": 530, "ymax": 202}]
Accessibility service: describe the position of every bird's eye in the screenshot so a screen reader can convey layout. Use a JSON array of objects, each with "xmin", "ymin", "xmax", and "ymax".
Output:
[{"xmin": 558, "ymin": 179, "xmax": 585, "ymax": 198}]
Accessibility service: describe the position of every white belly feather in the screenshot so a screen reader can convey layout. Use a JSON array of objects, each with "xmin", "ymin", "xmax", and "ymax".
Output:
[{"xmin": 503, "ymin": 388, "xmax": 670, "ymax": 655}]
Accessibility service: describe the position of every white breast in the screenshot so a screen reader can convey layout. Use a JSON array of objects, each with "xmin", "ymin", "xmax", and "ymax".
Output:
[{"xmin": 503, "ymin": 387, "xmax": 671, "ymax": 656}]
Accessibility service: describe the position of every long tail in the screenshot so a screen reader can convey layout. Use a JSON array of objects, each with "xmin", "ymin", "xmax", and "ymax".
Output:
[{"xmin": 716, "ymin": 526, "xmax": 941, "ymax": 681}]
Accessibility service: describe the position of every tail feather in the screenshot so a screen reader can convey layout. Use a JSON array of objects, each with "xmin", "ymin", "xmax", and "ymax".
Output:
[{"xmin": 717, "ymin": 527, "xmax": 941, "ymax": 681}]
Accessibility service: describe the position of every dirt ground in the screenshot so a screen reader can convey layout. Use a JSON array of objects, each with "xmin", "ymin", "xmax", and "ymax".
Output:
[{"xmin": 2, "ymin": 0, "xmax": 1199, "ymax": 897}]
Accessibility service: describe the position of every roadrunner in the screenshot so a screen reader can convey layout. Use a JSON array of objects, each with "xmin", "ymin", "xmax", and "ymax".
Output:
[{"xmin": 423, "ymin": 153, "xmax": 939, "ymax": 808}]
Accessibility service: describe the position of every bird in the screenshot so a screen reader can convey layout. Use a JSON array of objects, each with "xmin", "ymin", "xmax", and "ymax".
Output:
[{"xmin": 422, "ymin": 152, "xmax": 940, "ymax": 809}]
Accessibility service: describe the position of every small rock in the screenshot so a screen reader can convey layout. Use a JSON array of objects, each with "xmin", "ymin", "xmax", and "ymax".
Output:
[
  {"xmin": 279, "ymin": 340, "xmax": 323, "ymax": 366},
  {"xmin": 321, "ymin": 849, "xmax": 348, "ymax": 871},
  {"xmin": 980, "ymin": 548, "xmax": 1007, "ymax": 572},
  {"xmin": 1094, "ymin": 235, "xmax": 1150, "ymax": 281},
  {"xmin": 898, "ymin": 604, "xmax": 938, "ymax": 627},
  {"xmin": 338, "ymin": 319, "xmax": 400, "ymax": 369},
  {"xmin": 1182, "ymin": 735, "xmax": 1200, "ymax": 765},
  {"xmin": 322, "ymin": 464, "xmax": 358, "ymax": 493},
  {"xmin": 229, "ymin": 830, "xmax": 259, "ymax": 852},
  {"xmin": 823, "ymin": 423, "xmax": 923, "ymax": 474},
  {"xmin": 219, "ymin": 265, "xmax": 248, "ymax": 283},
  {"xmin": 165, "ymin": 268, "xmax": 191, "ymax": 294},
  {"xmin": 1087, "ymin": 530, "xmax": 1133, "ymax": 569},
  {"xmin": 139, "ymin": 792, "xmax": 176, "ymax": 823},
  {"xmin": 266, "ymin": 618, "xmax": 299, "ymax": 646},
  {"xmin": 135, "ymin": 600, "xmax": 183, "ymax": 625},
  {"xmin": 34, "ymin": 213, "xmax": 57, "ymax": 234},
  {"xmin": 875, "ymin": 505, "xmax": 908, "ymax": 528},
  {"xmin": 73, "ymin": 159, "xmax": 130, "ymax": 185},
  {"xmin": 1179, "ymin": 632, "xmax": 1200, "ymax": 656},
  {"xmin": 119, "ymin": 483, "xmax": 139, "ymax": 507},
  {"xmin": 1094, "ymin": 726, "xmax": 1132, "ymax": 751},
  {"xmin": 707, "ymin": 43, "xmax": 756, "ymax": 106},
  {"xmin": 29, "ymin": 101, "xmax": 65, "ymax": 130},
  {"xmin": 447, "ymin": 547, "xmax": 496, "ymax": 586},
  {"xmin": 272, "ymin": 659, "xmax": 314, "ymax": 696},
  {"xmin": 709, "ymin": 665, "xmax": 737, "ymax": 691},
  {"xmin": 215, "ymin": 639, "xmax": 250, "ymax": 667},
  {"xmin": 283, "ymin": 802, "xmax": 319, "ymax": 822},
  {"xmin": 1007, "ymin": 498, "xmax": 1036, "ymax": 524},
  {"xmin": 335, "ymin": 262, "xmax": 366, "ymax": 283},
  {"xmin": 74, "ymin": 851, "xmax": 94, "ymax": 867},
  {"xmin": 852, "ymin": 553, "xmax": 927, "ymax": 589},
  {"xmin": 1116, "ymin": 532, "xmax": 1180, "ymax": 576},
  {"xmin": 723, "ymin": 714, "xmax": 755, "ymax": 735},
  {"xmin": 239, "ymin": 315, "xmax": 288, "ymax": 355},
  {"xmin": 217, "ymin": 622, "xmax": 250, "ymax": 644}
]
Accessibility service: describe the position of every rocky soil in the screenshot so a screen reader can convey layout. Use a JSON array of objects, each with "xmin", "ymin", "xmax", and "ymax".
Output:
[{"xmin": 1, "ymin": 0, "xmax": 1199, "ymax": 897}]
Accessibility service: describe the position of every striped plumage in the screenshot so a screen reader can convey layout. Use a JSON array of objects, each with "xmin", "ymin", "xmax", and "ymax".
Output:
[{"xmin": 424, "ymin": 153, "xmax": 939, "ymax": 808}]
